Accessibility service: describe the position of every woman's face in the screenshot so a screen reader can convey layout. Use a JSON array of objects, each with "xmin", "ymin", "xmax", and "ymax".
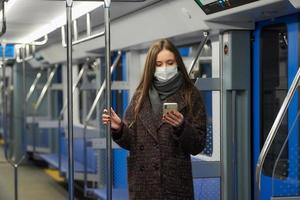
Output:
[{"xmin": 156, "ymin": 49, "xmax": 177, "ymax": 67}]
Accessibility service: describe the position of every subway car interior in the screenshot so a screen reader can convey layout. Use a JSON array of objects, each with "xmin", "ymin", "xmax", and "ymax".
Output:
[{"xmin": 1, "ymin": 0, "xmax": 300, "ymax": 200}]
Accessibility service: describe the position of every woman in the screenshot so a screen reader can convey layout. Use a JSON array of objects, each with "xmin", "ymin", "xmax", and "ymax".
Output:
[{"xmin": 102, "ymin": 39, "xmax": 207, "ymax": 200}]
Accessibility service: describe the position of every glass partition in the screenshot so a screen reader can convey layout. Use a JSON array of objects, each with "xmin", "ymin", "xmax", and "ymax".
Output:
[{"xmin": 272, "ymin": 90, "xmax": 300, "ymax": 197}]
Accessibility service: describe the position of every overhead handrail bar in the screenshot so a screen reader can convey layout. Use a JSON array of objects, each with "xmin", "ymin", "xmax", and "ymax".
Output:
[
  {"xmin": 86, "ymin": 12, "xmax": 91, "ymax": 37},
  {"xmin": 73, "ymin": 19, "xmax": 78, "ymax": 41},
  {"xmin": 25, "ymin": 70, "xmax": 43, "ymax": 102},
  {"xmin": 16, "ymin": 54, "xmax": 33, "ymax": 63},
  {"xmin": 34, "ymin": 65, "xmax": 58, "ymax": 111},
  {"xmin": 29, "ymin": 35, "xmax": 48, "ymax": 46},
  {"xmin": 62, "ymin": 26, "xmax": 105, "ymax": 47},
  {"xmin": 16, "ymin": 45, "xmax": 33, "ymax": 63},
  {"xmin": 188, "ymin": 31, "xmax": 209, "ymax": 76},
  {"xmin": 15, "ymin": 35, "xmax": 48, "ymax": 62},
  {"xmin": 13, "ymin": 35, "xmax": 48, "ymax": 63},
  {"xmin": 82, "ymin": 50, "xmax": 121, "ymax": 196},
  {"xmin": 73, "ymin": 31, "xmax": 105, "ymax": 46},
  {"xmin": 7, "ymin": 35, "xmax": 48, "ymax": 47},
  {"xmin": 255, "ymin": 65, "xmax": 300, "ymax": 199},
  {"xmin": 61, "ymin": 11, "xmax": 104, "ymax": 47},
  {"xmin": 16, "ymin": 45, "xmax": 34, "ymax": 63}
]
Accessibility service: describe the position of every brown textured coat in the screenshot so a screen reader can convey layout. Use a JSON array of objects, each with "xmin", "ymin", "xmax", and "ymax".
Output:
[{"xmin": 112, "ymin": 86, "xmax": 206, "ymax": 200}]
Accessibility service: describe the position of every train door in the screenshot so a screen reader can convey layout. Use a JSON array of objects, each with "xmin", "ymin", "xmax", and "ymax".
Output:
[
  {"xmin": 253, "ymin": 14, "xmax": 300, "ymax": 199},
  {"xmin": 190, "ymin": 31, "xmax": 252, "ymax": 200}
]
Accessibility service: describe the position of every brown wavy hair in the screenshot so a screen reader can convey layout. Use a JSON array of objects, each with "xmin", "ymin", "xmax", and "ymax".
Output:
[{"xmin": 133, "ymin": 39, "xmax": 195, "ymax": 119}]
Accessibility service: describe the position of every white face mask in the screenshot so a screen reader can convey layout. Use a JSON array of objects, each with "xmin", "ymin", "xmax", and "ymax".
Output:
[{"xmin": 154, "ymin": 65, "xmax": 178, "ymax": 82}]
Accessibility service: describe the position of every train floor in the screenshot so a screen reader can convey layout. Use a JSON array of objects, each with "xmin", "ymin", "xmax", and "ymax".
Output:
[{"xmin": 0, "ymin": 146, "xmax": 68, "ymax": 200}]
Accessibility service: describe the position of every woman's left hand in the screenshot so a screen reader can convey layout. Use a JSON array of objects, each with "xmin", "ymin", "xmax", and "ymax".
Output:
[{"xmin": 163, "ymin": 111, "xmax": 184, "ymax": 127}]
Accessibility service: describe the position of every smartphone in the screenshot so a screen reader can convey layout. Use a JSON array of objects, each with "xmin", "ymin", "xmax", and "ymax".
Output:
[{"xmin": 163, "ymin": 102, "xmax": 178, "ymax": 115}]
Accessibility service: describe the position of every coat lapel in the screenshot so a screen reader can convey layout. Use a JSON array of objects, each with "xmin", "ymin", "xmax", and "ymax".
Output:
[{"xmin": 138, "ymin": 97, "xmax": 160, "ymax": 142}]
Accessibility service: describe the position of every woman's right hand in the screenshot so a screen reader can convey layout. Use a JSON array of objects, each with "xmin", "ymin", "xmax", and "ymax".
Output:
[{"xmin": 102, "ymin": 108, "xmax": 122, "ymax": 131}]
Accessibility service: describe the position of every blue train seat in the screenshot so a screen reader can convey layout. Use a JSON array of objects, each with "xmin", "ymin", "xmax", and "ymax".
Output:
[{"xmin": 38, "ymin": 128, "xmax": 97, "ymax": 174}]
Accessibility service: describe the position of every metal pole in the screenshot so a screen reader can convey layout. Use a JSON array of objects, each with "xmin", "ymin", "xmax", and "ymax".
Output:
[
  {"xmin": 14, "ymin": 164, "xmax": 18, "ymax": 200},
  {"xmin": 83, "ymin": 122, "xmax": 88, "ymax": 195},
  {"xmin": 83, "ymin": 51, "xmax": 121, "ymax": 195},
  {"xmin": 59, "ymin": 66, "xmax": 85, "ymax": 117},
  {"xmin": 219, "ymin": 32, "xmax": 225, "ymax": 200},
  {"xmin": 58, "ymin": 117, "xmax": 62, "ymax": 174},
  {"xmin": 66, "ymin": 0, "xmax": 74, "ymax": 200},
  {"xmin": 3, "ymin": 44, "xmax": 20, "ymax": 200},
  {"xmin": 104, "ymin": 0, "xmax": 112, "ymax": 199},
  {"xmin": 22, "ymin": 47, "xmax": 26, "ymax": 154},
  {"xmin": 232, "ymin": 91, "xmax": 237, "ymax": 200},
  {"xmin": 86, "ymin": 13, "xmax": 91, "ymax": 37},
  {"xmin": 1, "ymin": 43, "xmax": 8, "ymax": 160}
]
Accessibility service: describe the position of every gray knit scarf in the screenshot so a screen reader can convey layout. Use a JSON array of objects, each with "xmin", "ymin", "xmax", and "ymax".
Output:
[{"xmin": 149, "ymin": 73, "xmax": 184, "ymax": 115}]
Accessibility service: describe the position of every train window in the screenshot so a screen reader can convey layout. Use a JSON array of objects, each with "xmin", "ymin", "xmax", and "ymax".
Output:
[
  {"xmin": 188, "ymin": 40, "xmax": 212, "ymax": 79},
  {"xmin": 79, "ymin": 63, "xmax": 98, "ymax": 125},
  {"xmin": 261, "ymin": 24, "xmax": 289, "ymax": 178}
]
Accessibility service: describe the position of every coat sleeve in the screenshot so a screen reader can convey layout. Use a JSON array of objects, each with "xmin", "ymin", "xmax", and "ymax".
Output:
[
  {"xmin": 172, "ymin": 90, "xmax": 207, "ymax": 155},
  {"xmin": 111, "ymin": 92, "xmax": 138, "ymax": 151}
]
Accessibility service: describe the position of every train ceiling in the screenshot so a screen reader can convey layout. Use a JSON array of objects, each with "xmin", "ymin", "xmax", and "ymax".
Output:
[{"xmin": 0, "ymin": 0, "xmax": 161, "ymax": 44}]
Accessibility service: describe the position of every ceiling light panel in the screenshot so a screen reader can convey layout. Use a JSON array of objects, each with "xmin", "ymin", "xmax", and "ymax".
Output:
[{"xmin": 2, "ymin": 0, "xmax": 103, "ymax": 43}]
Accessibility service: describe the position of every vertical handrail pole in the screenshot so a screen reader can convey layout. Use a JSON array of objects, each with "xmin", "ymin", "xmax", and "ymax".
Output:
[
  {"xmin": 2, "ymin": 44, "xmax": 23, "ymax": 200},
  {"xmin": 104, "ymin": 0, "xmax": 112, "ymax": 199},
  {"xmin": 14, "ymin": 164, "xmax": 18, "ymax": 200},
  {"xmin": 83, "ymin": 122, "xmax": 88, "ymax": 195},
  {"xmin": 58, "ymin": 117, "xmax": 62, "ymax": 174},
  {"xmin": 66, "ymin": 0, "xmax": 74, "ymax": 200},
  {"xmin": 58, "ymin": 66, "xmax": 85, "ymax": 176},
  {"xmin": 83, "ymin": 51, "xmax": 121, "ymax": 195},
  {"xmin": 59, "ymin": 66, "xmax": 86, "ymax": 118},
  {"xmin": 22, "ymin": 47, "xmax": 26, "ymax": 154},
  {"xmin": 1, "ymin": 43, "xmax": 8, "ymax": 160},
  {"xmin": 2, "ymin": 43, "xmax": 20, "ymax": 200},
  {"xmin": 232, "ymin": 91, "xmax": 238, "ymax": 200}
]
